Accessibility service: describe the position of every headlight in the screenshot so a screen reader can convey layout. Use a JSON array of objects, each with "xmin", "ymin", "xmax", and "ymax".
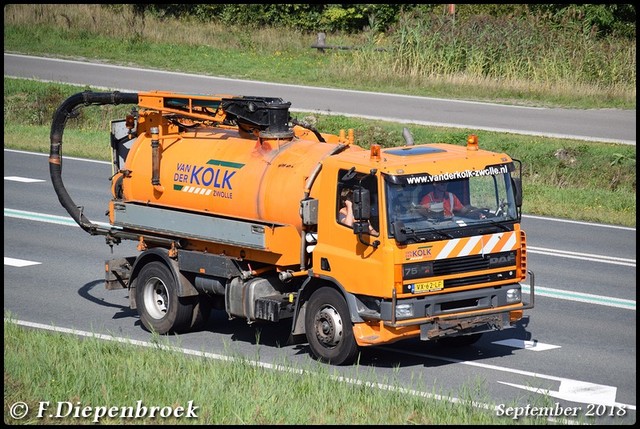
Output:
[
  {"xmin": 506, "ymin": 288, "xmax": 521, "ymax": 304},
  {"xmin": 396, "ymin": 303, "xmax": 414, "ymax": 319}
]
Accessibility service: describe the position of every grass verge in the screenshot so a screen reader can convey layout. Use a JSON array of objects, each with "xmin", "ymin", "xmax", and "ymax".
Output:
[{"xmin": 5, "ymin": 316, "xmax": 570, "ymax": 425}]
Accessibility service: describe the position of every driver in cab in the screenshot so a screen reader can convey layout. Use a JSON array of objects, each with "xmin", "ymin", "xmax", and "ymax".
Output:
[
  {"xmin": 420, "ymin": 182, "xmax": 465, "ymax": 217},
  {"xmin": 418, "ymin": 182, "xmax": 484, "ymax": 218}
]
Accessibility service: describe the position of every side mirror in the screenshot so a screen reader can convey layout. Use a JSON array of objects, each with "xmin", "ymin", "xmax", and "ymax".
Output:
[
  {"xmin": 512, "ymin": 177, "xmax": 522, "ymax": 207},
  {"xmin": 352, "ymin": 187, "xmax": 371, "ymax": 220}
]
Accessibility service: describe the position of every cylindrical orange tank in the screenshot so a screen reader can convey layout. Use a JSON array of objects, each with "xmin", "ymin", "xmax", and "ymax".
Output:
[{"xmin": 119, "ymin": 126, "xmax": 362, "ymax": 231}]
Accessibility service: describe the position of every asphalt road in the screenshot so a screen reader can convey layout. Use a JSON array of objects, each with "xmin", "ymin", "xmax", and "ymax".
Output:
[
  {"xmin": 3, "ymin": 53, "xmax": 636, "ymax": 145},
  {"xmin": 4, "ymin": 150, "xmax": 636, "ymax": 424}
]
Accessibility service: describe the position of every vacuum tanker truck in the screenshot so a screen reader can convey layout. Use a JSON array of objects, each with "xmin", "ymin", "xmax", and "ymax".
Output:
[{"xmin": 49, "ymin": 90, "xmax": 534, "ymax": 365}]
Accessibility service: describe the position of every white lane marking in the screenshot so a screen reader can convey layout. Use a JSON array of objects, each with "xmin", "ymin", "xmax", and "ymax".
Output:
[
  {"xmin": 522, "ymin": 214, "xmax": 636, "ymax": 230},
  {"xmin": 522, "ymin": 284, "xmax": 635, "ymax": 310},
  {"xmin": 528, "ymin": 246, "xmax": 635, "ymax": 267},
  {"xmin": 4, "ymin": 208, "xmax": 115, "ymax": 229},
  {"xmin": 4, "ymin": 176, "xmax": 45, "ymax": 183},
  {"xmin": 4, "ymin": 148, "xmax": 110, "ymax": 164},
  {"xmin": 498, "ymin": 380, "xmax": 623, "ymax": 408},
  {"xmin": 4, "ymin": 257, "xmax": 41, "ymax": 267},
  {"xmin": 491, "ymin": 339, "xmax": 561, "ymax": 351},
  {"xmin": 381, "ymin": 346, "xmax": 635, "ymax": 410}
]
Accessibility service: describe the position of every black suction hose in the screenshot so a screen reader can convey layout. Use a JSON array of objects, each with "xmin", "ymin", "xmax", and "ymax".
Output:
[{"xmin": 49, "ymin": 91, "xmax": 138, "ymax": 234}]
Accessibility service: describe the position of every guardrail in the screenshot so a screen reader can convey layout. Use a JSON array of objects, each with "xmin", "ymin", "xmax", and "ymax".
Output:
[{"xmin": 311, "ymin": 32, "xmax": 387, "ymax": 53}]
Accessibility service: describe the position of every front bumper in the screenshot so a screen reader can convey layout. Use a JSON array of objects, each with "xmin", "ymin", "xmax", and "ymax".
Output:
[{"xmin": 352, "ymin": 270, "xmax": 535, "ymax": 346}]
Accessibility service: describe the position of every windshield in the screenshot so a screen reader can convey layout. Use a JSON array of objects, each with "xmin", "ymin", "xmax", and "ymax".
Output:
[{"xmin": 385, "ymin": 168, "xmax": 519, "ymax": 241}]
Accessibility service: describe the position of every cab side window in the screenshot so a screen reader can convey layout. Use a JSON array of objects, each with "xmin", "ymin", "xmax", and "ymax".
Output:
[{"xmin": 337, "ymin": 169, "xmax": 379, "ymax": 232}]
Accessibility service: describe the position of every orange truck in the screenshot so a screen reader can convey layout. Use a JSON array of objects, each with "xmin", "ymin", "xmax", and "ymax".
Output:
[{"xmin": 50, "ymin": 90, "xmax": 534, "ymax": 365}]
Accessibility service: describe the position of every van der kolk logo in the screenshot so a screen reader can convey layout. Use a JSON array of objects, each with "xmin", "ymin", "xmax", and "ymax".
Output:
[
  {"xmin": 172, "ymin": 159, "xmax": 244, "ymax": 199},
  {"xmin": 405, "ymin": 246, "xmax": 433, "ymax": 261}
]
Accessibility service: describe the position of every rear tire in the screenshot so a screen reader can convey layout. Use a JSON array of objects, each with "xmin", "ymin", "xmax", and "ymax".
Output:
[
  {"xmin": 135, "ymin": 261, "xmax": 194, "ymax": 334},
  {"xmin": 305, "ymin": 288, "xmax": 359, "ymax": 365}
]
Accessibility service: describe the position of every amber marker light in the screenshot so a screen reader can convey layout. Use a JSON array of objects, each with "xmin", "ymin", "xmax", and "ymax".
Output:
[
  {"xmin": 370, "ymin": 144, "xmax": 381, "ymax": 161},
  {"xmin": 467, "ymin": 134, "xmax": 479, "ymax": 151}
]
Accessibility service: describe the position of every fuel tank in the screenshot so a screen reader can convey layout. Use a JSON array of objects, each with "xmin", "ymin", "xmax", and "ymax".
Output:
[{"xmin": 117, "ymin": 126, "xmax": 362, "ymax": 231}]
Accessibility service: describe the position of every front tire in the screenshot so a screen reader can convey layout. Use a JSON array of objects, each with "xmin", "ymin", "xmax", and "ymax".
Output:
[
  {"xmin": 135, "ymin": 261, "xmax": 194, "ymax": 334},
  {"xmin": 305, "ymin": 288, "xmax": 359, "ymax": 365}
]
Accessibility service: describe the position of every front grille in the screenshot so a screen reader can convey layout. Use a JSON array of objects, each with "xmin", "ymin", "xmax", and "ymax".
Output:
[
  {"xmin": 402, "ymin": 251, "xmax": 518, "ymax": 291},
  {"xmin": 433, "ymin": 250, "xmax": 516, "ymax": 275},
  {"xmin": 443, "ymin": 270, "xmax": 516, "ymax": 288}
]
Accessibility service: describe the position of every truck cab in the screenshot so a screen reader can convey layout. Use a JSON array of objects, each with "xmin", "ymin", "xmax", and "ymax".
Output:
[{"xmin": 300, "ymin": 138, "xmax": 530, "ymax": 362}]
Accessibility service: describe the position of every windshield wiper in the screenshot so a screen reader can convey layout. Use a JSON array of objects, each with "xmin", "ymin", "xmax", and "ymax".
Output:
[
  {"xmin": 392, "ymin": 222, "xmax": 453, "ymax": 243},
  {"xmin": 483, "ymin": 218, "xmax": 511, "ymax": 231},
  {"xmin": 416, "ymin": 226, "xmax": 454, "ymax": 239},
  {"xmin": 400, "ymin": 225, "xmax": 425, "ymax": 242}
]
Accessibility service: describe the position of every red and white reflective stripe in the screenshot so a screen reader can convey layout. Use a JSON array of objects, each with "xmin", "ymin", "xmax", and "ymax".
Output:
[{"xmin": 435, "ymin": 231, "xmax": 517, "ymax": 260}]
